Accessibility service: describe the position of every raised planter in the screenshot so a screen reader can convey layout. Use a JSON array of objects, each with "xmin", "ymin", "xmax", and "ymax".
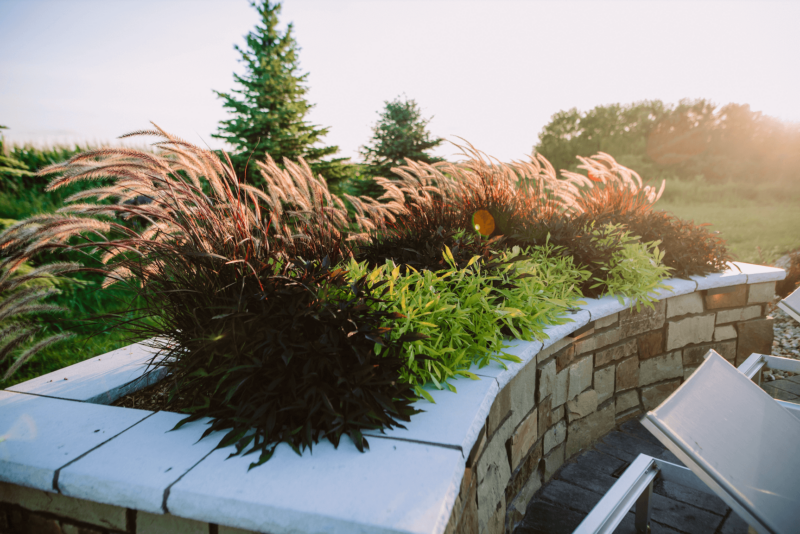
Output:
[{"xmin": 0, "ymin": 262, "xmax": 784, "ymax": 534}]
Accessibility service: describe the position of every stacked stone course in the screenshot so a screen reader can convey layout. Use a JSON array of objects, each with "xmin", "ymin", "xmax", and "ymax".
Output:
[{"xmin": 446, "ymin": 281, "xmax": 776, "ymax": 534}]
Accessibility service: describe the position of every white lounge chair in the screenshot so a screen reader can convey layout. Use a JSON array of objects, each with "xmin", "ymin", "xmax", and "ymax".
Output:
[
  {"xmin": 574, "ymin": 350, "xmax": 800, "ymax": 534},
  {"xmin": 777, "ymin": 285, "xmax": 800, "ymax": 324}
]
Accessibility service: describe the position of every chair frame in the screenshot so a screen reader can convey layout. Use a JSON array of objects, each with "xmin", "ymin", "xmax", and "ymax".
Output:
[
  {"xmin": 777, "ymin": 287, "xmax": 800, "ymax": 324},
  {"xmin": 573, "ymin": 352, "xmax": 800, "ymax": 534}
]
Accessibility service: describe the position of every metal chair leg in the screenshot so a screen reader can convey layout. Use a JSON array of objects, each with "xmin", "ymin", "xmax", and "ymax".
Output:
[{"xmin": 634, "ymin": 479, "xmax": 653, "ymax": 533}]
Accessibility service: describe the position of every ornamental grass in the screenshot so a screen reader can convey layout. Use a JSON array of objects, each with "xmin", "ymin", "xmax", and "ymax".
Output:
[{"xmin": 0, "ymin": 127, "xmax": 730, "ymax": 466}]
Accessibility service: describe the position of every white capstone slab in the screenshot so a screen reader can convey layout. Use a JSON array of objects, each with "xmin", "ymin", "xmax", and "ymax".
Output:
[
  {"xmin": 579, "ymin": 295, "xmax": 630, "ymax": 322},
  {"xmin": 472, "ymin": 338, "xmax": 543, "ymax": 382},
  {"xmin": 0, "ymin": 391, "xmax": 152, "ymax": 492},
  {"xmin": 731, "ymin": 261, "xmax": 786, "ymax": 284},
  {"xmin": 540, "ymin": 310, "xmax": 592, "ymax": 351},
  {"xmin": 6, "ymin": 341, "xmax": 165, "ymax": 404},
  {"xmin": 648, "ymin": 277, "xmax": 698, "ymax": 300},
  {"xmin": 58, "ymin": 412, "xmax": 219, "ymax": 514},
  {"xmin": 364, "ymin": 371, "xmax": 498, "ymax": 454},
  {"xmin": 690, "ymin": 263, "xmax": 748, "ymax": 290},
  {"xmin": 166, "ymin": 435, "xmax": 465, "ymax": 534}
]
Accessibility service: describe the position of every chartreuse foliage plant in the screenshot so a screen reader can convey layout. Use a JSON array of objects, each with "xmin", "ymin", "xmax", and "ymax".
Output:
[
  {"xmin": 347, "ymin": 242, "xmax": 589, "ymax": 399},
  {"xmin": 587, "ymin": 223, "xmax": 671, "ymax": 311}
]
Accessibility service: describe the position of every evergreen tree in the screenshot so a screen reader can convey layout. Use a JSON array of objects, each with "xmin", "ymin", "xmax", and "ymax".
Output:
[
  {"xmin": 213, "ymin": 1, "xmax": 350, "ymax": 187},
  {"xmin": 360, "ymin": 95, "xmax": 444, "ymax": 181}
]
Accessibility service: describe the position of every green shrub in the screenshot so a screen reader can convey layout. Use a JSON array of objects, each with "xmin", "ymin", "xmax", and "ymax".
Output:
[
  {"xmin": 587, "ymin": 223, "xmax": 671, "ymax": 310},
  {"xmin": 347, "ymin": 243, "xmax": 588, "ymax": 398}
]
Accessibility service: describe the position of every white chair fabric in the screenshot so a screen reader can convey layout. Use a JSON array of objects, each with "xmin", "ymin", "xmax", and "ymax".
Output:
[
  {"xmin": 640, "ymin": 351, "xmax": 800, "ymax": 533},
  {"xmin": 778, "ymin": 285, "xmax": 800, "ymax": 323}
]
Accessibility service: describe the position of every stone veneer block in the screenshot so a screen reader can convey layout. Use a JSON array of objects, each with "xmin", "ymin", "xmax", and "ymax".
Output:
[
  {"xmin": 615, "ymin": 357, "xmax": 639, "ymax": 392},
  {"xmin": 615, "ymin": 390, "xmax": 639, "ymax": 414},
  {"xmin": 475, "ymin": 417, "xmax": 513, "ymax": 533},
  {"xmin": 485, "ymin": 351, "xmax": 540, "ymax": 435},
  {"xmin": 542, "ymin": 443, "xmax": 565, "ymax": 483},
  {"xmin": 619, "ymin": 300, "xmax": 665, "ymax": 338},
  {"xmin": 595, "ymin": 313, "xmax": 619, "ymax": 329},
  {"xmin": 505, "ymin": 460, "xmax": 543, "ymax": 530},
  {"xmin": 536, "ymin": 359, "xmax": 556, "ymax": 403},
  {"xmin": 748, "ymin": 281, "xmax": 776, "ymax": 304},
  {"xmin": 666, "ymin": 314, "xmax": 715, "ymax": 350},
  {"xmin": 167, "ymin": 435, "xmax": 465, "ymax": 534},
  {"xmin": 690, "ymin": 265, "xmax": 748, "ymax": 291},
  {"xmin": 566, "ymin": 390, "xmax": 597, "ymax": 422},
  {"xmin": 6, "ymin": 342, "xmax": 165, "ymax": 404},
  {"xmin": 543, "ymin": 420, "xmax": 566, "ymax": 454},
  {"xmin": 537, "ymin": 398, "xmax": 552, "ymax": 438},
  {"xmin": 638, "ymin": 351, "xmax": 683, "ymax": 387},
  {"xmin": 0, "ymin": 481, "xmax": 128, "ymax": 532},
  {"xmin": 0, "ymin": 391, "xmax": 152, "ymax": 493},
  {"xmin": 539, "ymin": 311, "xmax": 591, "ymax": 352},
  {"xmin": 565, "ymin": 404, "xmax": 614, "ymax": 458},
  {"xmin": 574, "ymin": 327, "xmax": 622, "ymax": 356},
  {"xmin": 365, "ymin": 372, "xmax": 498, "ymax": 454},
  {"xmin": 640, "ymin": 379, "xmax": 681, "ymax": 410},
  {"xmin": 595, "ymin": 339, "xmax": 637, "ymax": 367},
  {"xmin": 567, "ymin": 356, "xmax": 593, "ymax": 401},
  {"xmin": 552, "ymin": 404, "xmax": 565, "ymax": 423},
  {"xmin": 509, "ymin": 409, "xmax": 538, "ymax": 470},
  {"xmin": 594, "ymin": 367, "xmax": 615, "ymax": 404},
  {"xmin": 705, "ymin": 285, "xmax": 747, "ymax": 309},
  {"xmin": 683, "ymin": 341, "xmax": 736, "ymax": 367},
  {"xmin": 716, "ymin": 305, "xmax": 762, "ymax": 325},
  {"xmin": 637, "ymin": 331, "xmax": 664, "ymax": 360},
  {"xmin": 666, "ymin": 292, "xmax": 704, "ymax": 318},
  {"xmin": 535, "ymin": 336, "xmax": 572, "ymax": 364},
  {"xmin": 736, "ymin": 318, "xmax": 774, "ymax": 367},
  {"xmin": 58, "ymin": 412, "xmax": 220, "ymax": 514},
  {"xmin": 553, "ymin": 367, "xmax": 569, "ymax": 408},
  {"xmin": 219, "ymin": 526, "xmax": 260, "ymax": 534},
  {"xmin": 137, "ymin": 510, "xmax": 208, "ymax": 534},
  {"xmin": 578, "ymin": 295, "xmax": 628, "ymax": 323},
  {"xmin": 714, "ymin": 325, "xmax": 737, "ymax": 341},
  {"xmin": 730, "ymin": 261, "xmax": 786, "ymax": 284},
  {"xmin": 554, "ymin": 344, "xmax": 577, "ymax": 373}
]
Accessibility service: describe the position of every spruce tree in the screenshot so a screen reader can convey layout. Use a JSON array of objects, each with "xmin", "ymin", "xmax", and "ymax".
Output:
[
  {"xmin": 360, "ymin": 96, "xmax": 444, "ymax": 180},
  {"xmin": 213, "ymin": 1, "xmax": 349, "ymax": 186}
]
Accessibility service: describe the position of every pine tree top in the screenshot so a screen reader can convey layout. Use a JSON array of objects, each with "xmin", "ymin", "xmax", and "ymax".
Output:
[{"xmin": 213, "ymin": 1, "xmax": 349, "ymax": 186}]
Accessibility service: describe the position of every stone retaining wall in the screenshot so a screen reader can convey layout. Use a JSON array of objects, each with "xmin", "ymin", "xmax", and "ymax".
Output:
[
  {"xmin": 0, "ymin": 276, "xmax": 781, "ymax": 534},
  {"xmin": 445, "ymin": 281, "xmax": 776, "ymax": 534}
]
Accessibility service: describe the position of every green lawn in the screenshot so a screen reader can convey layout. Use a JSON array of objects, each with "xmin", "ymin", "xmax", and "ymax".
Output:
[{"xmin": 651, "ymin": 178, "xmax": 800, "ymax": 264}]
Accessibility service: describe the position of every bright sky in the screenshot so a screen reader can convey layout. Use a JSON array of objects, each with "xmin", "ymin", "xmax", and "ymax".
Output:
[{"xmin": 1, "ymin": 0, "xmax": 799, "ymax": 162}]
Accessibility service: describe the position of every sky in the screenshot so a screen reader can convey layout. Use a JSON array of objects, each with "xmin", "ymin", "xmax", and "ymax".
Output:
[{"xmin": 1, "ymin": 0, "xmax": 799, "ymax": 163}]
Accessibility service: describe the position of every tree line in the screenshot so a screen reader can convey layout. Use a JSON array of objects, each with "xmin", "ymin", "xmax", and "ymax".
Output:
[{"xmin": 533, "ymin": 99, "xmax": 800, "ymax": 185}]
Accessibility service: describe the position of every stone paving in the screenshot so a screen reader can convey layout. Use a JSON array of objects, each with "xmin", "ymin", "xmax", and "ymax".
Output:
[
  {"xmin": 514, "ymin": 418, "xmax": 752, "ymax": 534},
  {"xmin": 763, "ymin": 373, "xmax": 800, "ymax": 402}
]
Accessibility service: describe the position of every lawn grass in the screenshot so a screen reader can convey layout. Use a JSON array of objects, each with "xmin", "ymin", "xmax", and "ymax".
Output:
[{"xmin": 650, "ymin": 178, "xmax": 800, "ymax": 265}]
